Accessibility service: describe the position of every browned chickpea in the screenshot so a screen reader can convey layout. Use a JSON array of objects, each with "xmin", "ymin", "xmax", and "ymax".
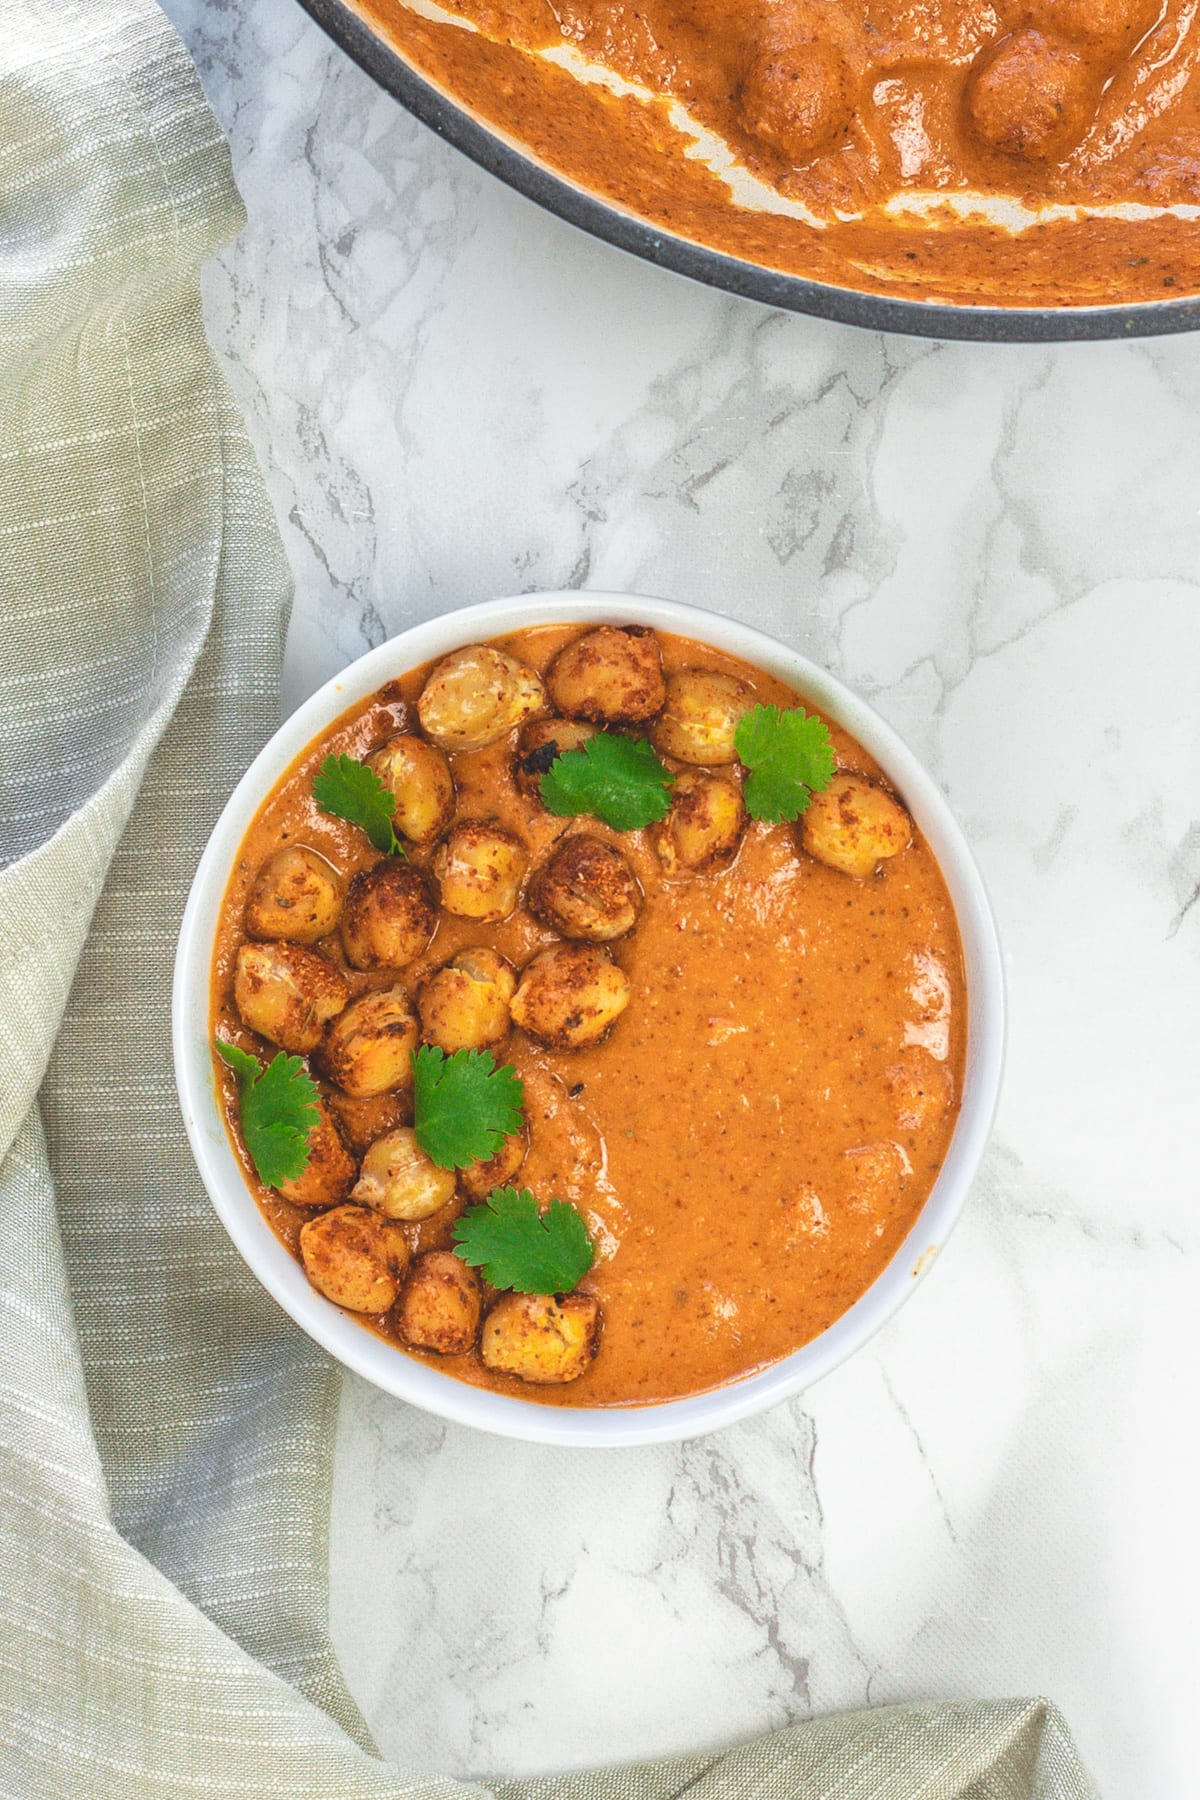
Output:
[
  {"xmin": 432, "ymin": 821, "xmax": 527, "ymax": 923},
  {"xmin": 276, "ymin": 1095, "xmax": 357, "ymax": 1209},
  {"xmin": 417, "ymin": 645, "xmax": 545, "ymax": 752},
  {"xmin": 299, "ymin": 1203, "xmax": 410, "ymax": 1313},
  {"xmin": 528, "ymin": 834, "xmax": 642, "ymax": 942},
  {"xmin": 325, "ymin": 1089, "xmax": 411, "ymax": 1157},
  {"xmin": 513, "ymin": 717, "xmax": 598, "ymax": 803},
  {"xmin": 341, "ymin": 860, "xmax": 437, "ymax": 971},
  {"xmin": 481, "ymin": 1291, "xmax": 602, "ymax": 1384},
  {"xmin": 395, "ymin": 1251, "xmax": 483, "ymax": 1355},
  {"xmin": 652, "ymin": 771, "xmax": 746, "ymax": 876},
  {"xmin": 322, "ymin": 987, "xmax": 420, "ymax": 1099},
  {"xmin": 650, "ymin": 669, "xmax": 754, "ymax": 766},
  {"xmin": 740, "ymin": 38, "xmax": 855, "ymax": 163},
  {"xmin": 244, "ymin": 845, "xmax": 343, "ymax": 944},
  {"xmin": 1015, "ymin": 0, "xmax": 1157, "ymax": 53},
  {"xmin": 351, "ymin": 1125, "xmax": 456, "ymax": 1220},
  {"xmin": 545, "ymin": 626, "xmax": 666, "ymax": 725},
  {"xmin": 799, "ymin": 772, "xmax": 911, "ymax": 879},
  {"xmin": 458, "ymin": 1127, "xmax": 528, "ymax": 1202},
  {"xmin": 511, "ymin": 943, "xmax": 631, "ymax": 1049},
  {"xmin": 365, "ymin": 733, "xmax": 455, "ymax": 845},
  {"xmin": 417, "ymin": 947, "xmax": 516, "ymax": 1054},
  {"xmin": 233, "ymin": 941, "xmax": 349, "ymax": 1054},
  {"xmin": 965, "ymin": 29, "xmax": 1094, "ymax": 160}
]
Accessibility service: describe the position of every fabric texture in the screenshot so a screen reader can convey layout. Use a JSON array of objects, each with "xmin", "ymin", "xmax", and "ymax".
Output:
[{"xmin": 0, "ymin": 1, "xmax": 1101, "ymax": 1795}]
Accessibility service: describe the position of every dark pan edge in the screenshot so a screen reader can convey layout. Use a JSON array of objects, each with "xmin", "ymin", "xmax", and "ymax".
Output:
[{"xmin": 297, "ymin": 0, "xmax": 1200, "ymax": 343}]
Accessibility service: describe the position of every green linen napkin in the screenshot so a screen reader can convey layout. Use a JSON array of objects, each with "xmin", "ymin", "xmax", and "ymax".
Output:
[{"xmin": 0, "ymin": 1, "xmax": 1100, "ymax": 1794}]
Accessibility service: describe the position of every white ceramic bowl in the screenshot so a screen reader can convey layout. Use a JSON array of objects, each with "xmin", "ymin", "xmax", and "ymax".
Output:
[{"xmin": 173, "ymin": 592, "xmax": 1004, "ymax": 1446}]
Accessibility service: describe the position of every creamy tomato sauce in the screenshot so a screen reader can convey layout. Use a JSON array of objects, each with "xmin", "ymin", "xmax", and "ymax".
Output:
[
  {"xmin": 351, "ymin": 0, "xmax": 1200, "ymax": 308},
  {"xmin": 211, "ymin": 627, "xmax": 965, "ymax": 1406}
]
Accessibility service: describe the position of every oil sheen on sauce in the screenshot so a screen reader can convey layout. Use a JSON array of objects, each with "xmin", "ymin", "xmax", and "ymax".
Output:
[
  {"xmin": 350, "ymin": 0, "xmax": 1200, "ymax": 309},
  {"xmin": 211, "ymin": 627, "xmax": 966, "ymax": 1407}
]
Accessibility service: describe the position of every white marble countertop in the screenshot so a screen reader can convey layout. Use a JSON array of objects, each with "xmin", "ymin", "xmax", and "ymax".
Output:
[{"xmin": 162, "ymin": 2, "xmax": 1199, "ymax": 1793}]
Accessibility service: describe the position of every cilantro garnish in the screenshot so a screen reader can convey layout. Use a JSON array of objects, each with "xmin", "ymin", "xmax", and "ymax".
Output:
[
  {"xmin": 215, "ymin": 1040, "xmax": 320, "ymax": 1188},
  {"xmin": 313, "ymin": 754, "xmax": 403, "ymax": 855},
  {"xmin": 734, "ymin": 705, "xmax": 837, "ymax": 824},
  {"xmin": 411, "ymin": 1045, "xmax": 525, "ymax": 1171},
  {"xmin": 540, "ymin": 733, "xmax": 675, "ymax": 831},
  {"xmin": 452, "ymin": 1187, "xmax": 594, "ymax": 1294}
]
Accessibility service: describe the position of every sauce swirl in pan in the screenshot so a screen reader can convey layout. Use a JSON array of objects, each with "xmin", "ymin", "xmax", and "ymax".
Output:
[
  {"xmin": 352, "ymin": 0, "xmax": 1200, "ymax": 309},
  {"xmin": 212, "ymin": 626, "xmax": 965, "ymax": 1405}
]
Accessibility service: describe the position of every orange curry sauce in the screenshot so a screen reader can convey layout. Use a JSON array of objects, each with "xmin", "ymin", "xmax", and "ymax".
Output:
[
  {"xmin": 353, "ymin": 0, "xmax": 1200, "ymax": 309},
  {"xmin": 211, "ymin": 627, "xmax": 965, "ymax": 1405}
]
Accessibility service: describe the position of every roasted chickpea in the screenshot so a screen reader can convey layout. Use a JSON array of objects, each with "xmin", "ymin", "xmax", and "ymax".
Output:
[
  {"xmin": 322, "ymin": 987, "xmax": 420, "ymax": 1099},
  {"xmin": 545, "ymin": 625, "xmax": 666, "ymax": 725},
  {"xmin": 799, "ymin": 771, "xmax": 911, "ymax": 879},
  {"xmin": 740, "ymin": 39, "xmax": 855, "ymax": 163},
  {"xmin": 417, "ymin": 947, "xmax": 516, "ymax": 1054},
  {"xmin": 299, "ymin": 1203, "xmax": 409, "ymax": 1313},
  {"xmin": 233, "ymin": 941, "xmax": 348, "ymax": 1054},
  {"xmin": 513, "ymin": 717, "xmax": 598, "ymax": 803},
  {"xmin": 365, "ymin": 733, "xmax": 455, "ymax": 845},
  {"xmin": 653, "ymin": 771, "xmax": 746, "ymax": 876},
  {"xmin": 965, "ymin": 29, "xmax": 1094, "ymax": 160},
  {"xmin": 528, "ymin": 834, "xmax": 641, "ymax": 942},
  {"xmin": 458, "ymin": 1127, "xmax": 528, "ymax": 1202},
  {"xmin": 481, "ymin": 1291, "xmax": 602, "ymax": 1384},
  {"xmin": 432, "ymin": 821, "xmax": 527, "ymax": 923},
  {"xmin": 325, "ymin": 1088, "xmax": 411, "ymax": 1157},
  {"xmin": 244, "ymin": 845, "xmax": 343, "ymax": 944},
  {"xmin": 276, "ymin": 1096, "xmax": 357, "ymax": 1209},
  {"xmin": 417, "ymin": 645, "xmax": 545, "ymax": 753},
  {"xmin": 341, "ymin": 860, "xmax": 437, "ymax": 971},
  {"xmin": 650, "ymin": 668, "xmax": 754, "ymax": 766},
  {"xmin": 511, "ymin": 943, "xmax": 631, "ymax": 1049},
  {"xmin": 351, "ymin": 1125, "xmax": 456, "ymax": 1220},
  {"xmin": 395, "ymin": 1251, "xmax": 482, "ymax": 1355},
  {"xmin": 1016, "ymin": 0, "xmax": 1157, "ymax": 52}
]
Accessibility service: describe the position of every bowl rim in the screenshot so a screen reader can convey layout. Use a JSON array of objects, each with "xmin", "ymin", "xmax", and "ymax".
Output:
[
  {"xmin": 296, "ymin": 0, "xmax": 1200, "ymax": 344},
  {"xmin": 173, "ymin": 590, "xmax": 1006, "ymax": 1446}
]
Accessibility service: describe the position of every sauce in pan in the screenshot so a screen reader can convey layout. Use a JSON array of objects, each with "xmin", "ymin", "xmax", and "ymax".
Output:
[
  {"xmin": 352, "ymin": 0, "xmax": 1200, "ymax": 308},
  {"xmin": 212, "ymin": 626, "xmax": 965, "ymax": 1405}
]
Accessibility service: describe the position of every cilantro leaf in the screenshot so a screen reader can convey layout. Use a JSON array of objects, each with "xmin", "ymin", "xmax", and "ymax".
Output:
[
  {"xmin": 411, "ymin": 1045, "xmax": 525, "ymax": 1171},
  {"xmin": 215, "ymin": 1039, "xmax": 320, "ymax": 1188},
  {"xmin": 452, "ymin": 1187, "xmax": 594, "ymax": 1294},
  {"xmin": 313, "ymin": 754, "xmax": 403, "ymax": 855},
  {"xmin": 540, "ymin": 733, "xmax": 675, "ymax": 831},
  {"xmin": 734, "ymin": 705, "xmax": 837, "ymax": 824}
]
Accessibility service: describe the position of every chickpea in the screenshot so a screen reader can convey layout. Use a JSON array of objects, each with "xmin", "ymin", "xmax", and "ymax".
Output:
[
  {"xmin": 417, "ymin": 948, "xmax": 516, "ymax": 1054},
  {"xmin": 351, "ymin": 1125, "xmax": 456, "ymax": 1220},
  {"xmin": 1016, "ymin": 0, "xmax": 1158, "ymax": 53},
  {"xmin": 799, "ymin": 771, "xmax": 911, "ymax": 879},
  {"xmin": 233, "ymin": 941, "xmax": 348, "ymax": 1054},
  {"xmin": 511, "ymin": 943, "xmax": 631, "ymax": 1049},
  {"xmin": 513, "ymin": 717, "xmax": 598, "ymax": 803},
  {"xmin": 965, "ymin": 30, "xmax": 1094, "ymax": 161},
  {"xmin": 459, "ymin": 1127, "xmax": 528, "ymax": 1202},
  {"xmin": 545, "ymin": 625, "xmax": 666, "ymax": 725},
  {"xmin": 652, "ymin": 771, "xmax": 746, "ymax": 876},
  {"xmin": 417, "ymin": 644, "xmax": 545, "ymax": 753},
  {"xmin": 432, "ymin": 821, "xmax": 527, "ymax": 923},
  {"xmin": 299, "ymin": 1203, "xmax": 409, "ymax": 1313},
  {"xmin": 528, "ymin": 834, "xmax": 642, "ymax": 942},
  {"xmin": 395, "ymin": 1251, "xmax": 482, "ymax": 1356},
  {"xmin": 650, "ymin": 668, "xmax": 754, "ymax": 766},
  {"xmin": 843, "ymin": 1142, "xmax": 910, "ymax": 1221},
  {"xmin": 481, "ymin": 1291, "xmax": 602, "ymax": 1384},
  {"xmin": 244, "ymin": 845, "xmax": 343, "ymax": 944},
  {"xmin": 325, "ymin": 1088, "xmax": 411, "ymax": 1157},
  {"xmin": 365, "ymin": 733, "xmax": 455, "ymax": 845},
  {"xmin": 276, "ymin": 1096, "xmax": 358, "ymax": 1209},
  {"xmin": 322, "ymin": 987, "xmax": 420, "ymax": 1099},
  {"xmin": 341, "ymin": 860, "xmax": 437, "ymax": 971}
]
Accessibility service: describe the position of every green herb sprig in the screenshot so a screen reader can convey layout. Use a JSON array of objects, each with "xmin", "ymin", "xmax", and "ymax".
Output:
[
  {"xmin": 215, "ymin": 1040, "xmax": 319, "ymax": 1188},
  {"xmin": 539, "ymin": 733, "xmax": 674, "ymax": 832},
  {"xmin": 734, "ymin": 705, "xmax": 836, "ymax": 824},
  {"xmin": 411, "ymin": 1045, "xmax": 525, "ymax": 1171},
  {"xmin": 452, "ymin": 1187, "xmax": 594, "ymax": 1294},
  {"xmin": 313, "ymin": 754, "xmax": 403, "ymax": 855}
]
